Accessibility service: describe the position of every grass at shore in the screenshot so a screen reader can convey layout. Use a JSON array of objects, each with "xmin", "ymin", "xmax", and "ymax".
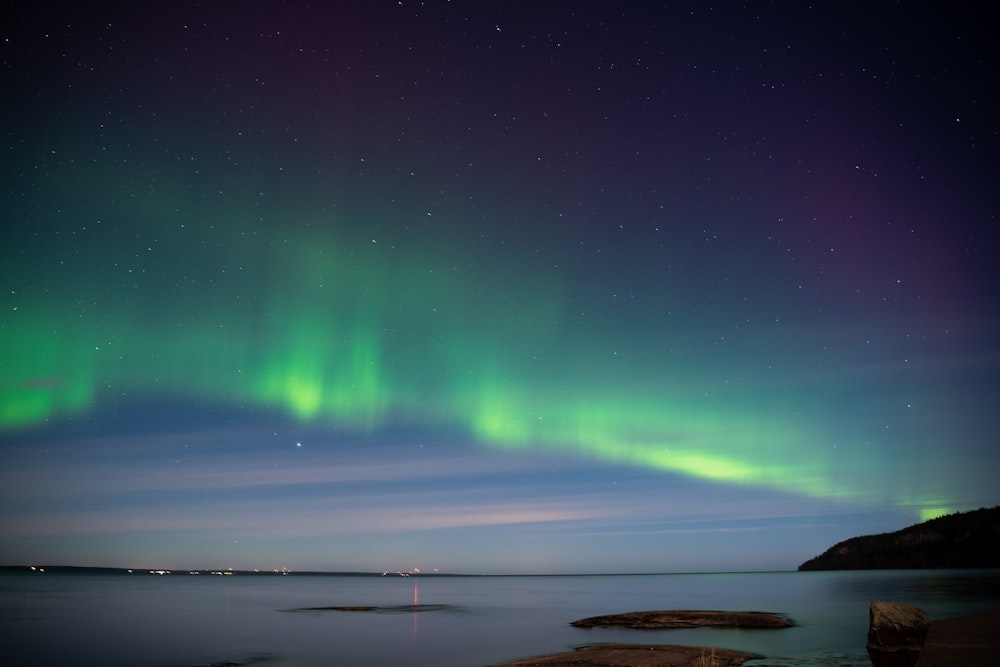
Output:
[{"xmin": 693, "ymin": 648, "xmax": 720, "ymax": 667}]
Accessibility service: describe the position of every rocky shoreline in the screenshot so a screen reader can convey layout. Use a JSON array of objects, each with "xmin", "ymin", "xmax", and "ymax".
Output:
[{"xmin": 867, "ymin": 602, "xmax": 1000, "ymax": 667}]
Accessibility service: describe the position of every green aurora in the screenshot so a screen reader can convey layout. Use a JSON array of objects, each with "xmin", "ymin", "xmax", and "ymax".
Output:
[{"xmin": 1, "ymin": 167, "xmax": 947, "ymax": 514}]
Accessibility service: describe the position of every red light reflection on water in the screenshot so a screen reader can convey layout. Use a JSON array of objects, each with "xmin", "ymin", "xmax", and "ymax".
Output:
[{"xmin": 413, "ymin": 580, "xmax": 419, "ymax": 633}]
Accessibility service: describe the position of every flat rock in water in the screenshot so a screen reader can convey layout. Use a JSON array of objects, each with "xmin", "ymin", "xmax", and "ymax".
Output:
[
  {"xmin": 570, "ymin": 610, "xmax": 794, "ymax": 629},
  {"xmin": 491, "ymin": 642, "xmax": 762, "ymax": 667}
]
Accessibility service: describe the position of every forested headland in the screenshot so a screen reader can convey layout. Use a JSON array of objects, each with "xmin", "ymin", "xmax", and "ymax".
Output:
[{"xmin": 799, "ymin": 507, "xmax": 1000, "ymax": 570}]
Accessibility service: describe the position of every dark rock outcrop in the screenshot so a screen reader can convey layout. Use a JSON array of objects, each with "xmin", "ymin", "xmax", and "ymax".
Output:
[
  {"xmin": 570, "ymin": 609, "xmax": 793, "ymax": 629},
  {"xmin": 916, "ymin": 611, "xmax": 1000, "ymax": 666},
  {"xmin": 867, "ymin": 601, "xmax": 930, "ymax": 667},
  {"xmin": 799, "ymin": 506, "xmax": 1000, "ymax": 571}
]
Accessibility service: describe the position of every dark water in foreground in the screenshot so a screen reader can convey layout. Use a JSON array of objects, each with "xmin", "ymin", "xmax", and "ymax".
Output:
[{"xmin": 2, "ymin": 569, "xmax": 999, "ymax": 667}]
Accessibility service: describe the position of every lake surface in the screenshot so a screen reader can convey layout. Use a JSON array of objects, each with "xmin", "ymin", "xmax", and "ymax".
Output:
[{"xmin": 3, "ymin": 569, "xmax": 999, "ymax": 666}]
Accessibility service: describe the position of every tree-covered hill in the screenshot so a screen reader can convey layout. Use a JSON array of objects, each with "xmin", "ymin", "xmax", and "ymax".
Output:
[{"xmin": 799, "ymin": 507, "xmax": 1000, "ymax": 571}]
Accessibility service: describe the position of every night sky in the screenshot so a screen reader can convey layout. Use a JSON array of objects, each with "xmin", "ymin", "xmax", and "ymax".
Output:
[{"xmin": 2, "ymin": 2, "xmax": 998, "ymax": 574}]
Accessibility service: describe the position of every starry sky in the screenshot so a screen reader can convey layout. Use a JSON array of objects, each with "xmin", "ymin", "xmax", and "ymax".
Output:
[{"xmin": 2, "ymin": 2, "xmax": 998, "ymax": 574}]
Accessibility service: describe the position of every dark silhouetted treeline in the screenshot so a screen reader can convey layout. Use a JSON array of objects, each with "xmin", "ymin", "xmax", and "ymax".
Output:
[{"xmin": 799, "ymin": 507, "xmax": 1000, "ymax": 571}]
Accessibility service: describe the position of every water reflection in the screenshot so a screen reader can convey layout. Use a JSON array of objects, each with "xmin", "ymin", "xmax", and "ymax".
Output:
[
  {"xmin": 3, "ymin": 570, "xmax": 998, "ymax": 667},
  {"xmin": 825, "ymin": 569, "xmax": 1000, "ymax": 618}
]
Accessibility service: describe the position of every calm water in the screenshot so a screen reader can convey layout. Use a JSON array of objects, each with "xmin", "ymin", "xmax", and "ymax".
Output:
[{"xmin": 2, "ymin": 569, "xmax": 999, "ymax": 667}]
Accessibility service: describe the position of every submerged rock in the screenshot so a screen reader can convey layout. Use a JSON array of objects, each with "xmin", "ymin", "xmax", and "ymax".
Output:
[
  {"xmin": 491, "ymin": 642, "xmax": 762, "ymax": 667},
  {"xmin": 570, "ymin": 609, "xmax": 794, "ymax": 629}
]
